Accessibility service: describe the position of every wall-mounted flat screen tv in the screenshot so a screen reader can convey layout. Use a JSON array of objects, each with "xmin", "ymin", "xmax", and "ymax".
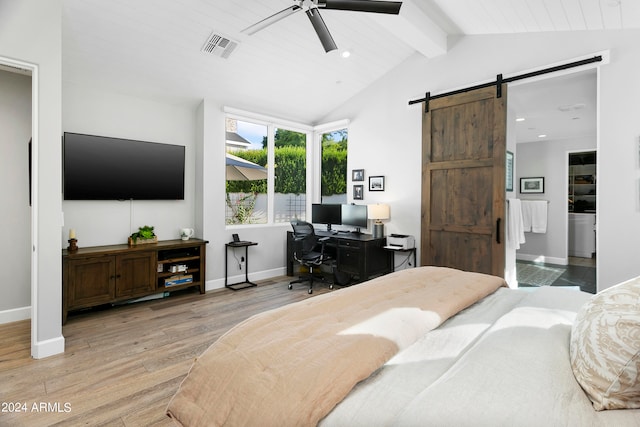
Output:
[{"xmin": 63, "ymin": 132, "xmax": 185, "ymax": 200}]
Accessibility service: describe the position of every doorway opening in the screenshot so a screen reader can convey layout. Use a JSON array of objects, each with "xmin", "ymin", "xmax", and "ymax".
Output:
[
  {"xmin": 508, "ymin": 67, "xmax": 598, "ymax": 293},
  {"xmin": 0, "ymin": 57, "xmax": 39, "ymax": 357}
]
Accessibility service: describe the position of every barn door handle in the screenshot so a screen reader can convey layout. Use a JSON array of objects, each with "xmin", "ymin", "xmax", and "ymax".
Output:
[{"xmin": 496, "ymin": 218, "xmax": 501, "ymax": 244}]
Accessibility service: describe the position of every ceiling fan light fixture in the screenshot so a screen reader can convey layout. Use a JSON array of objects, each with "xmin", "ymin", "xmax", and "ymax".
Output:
[
  {"xmin": 242, "ymin": 5, "xmax": 302, "ymax": 35},
  {"xmin": 316, "ymin": 0, "xmax": 402, "ymax": 14},
  {"xmin": 306, "ymin": 7, "xmax": 338, "ymax": 52},
  {"xmin": 243, "ymin": 0, "xmax": 402, "ymax": 53}
]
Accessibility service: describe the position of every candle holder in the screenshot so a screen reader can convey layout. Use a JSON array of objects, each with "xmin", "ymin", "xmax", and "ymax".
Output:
[{"xmin": 67, "ymin": 238, "xmax": 78, "ymax": 252}]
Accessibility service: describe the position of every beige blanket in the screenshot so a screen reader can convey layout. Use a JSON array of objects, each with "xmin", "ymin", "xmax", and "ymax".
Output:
[{"xmin": 166, "ymin": 267, "xmax": 506, "ymax": 426}]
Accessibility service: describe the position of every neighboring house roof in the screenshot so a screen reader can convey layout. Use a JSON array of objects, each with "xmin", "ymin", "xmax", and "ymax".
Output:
[{"xmin": 225, "ymin": 131, "xmax": 252, "ymax": 150}]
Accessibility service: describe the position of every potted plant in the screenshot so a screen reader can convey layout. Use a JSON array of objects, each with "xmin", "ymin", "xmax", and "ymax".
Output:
[{"xmin": 128, "ymin": 225, "xmax": 157, "ymax": 245}]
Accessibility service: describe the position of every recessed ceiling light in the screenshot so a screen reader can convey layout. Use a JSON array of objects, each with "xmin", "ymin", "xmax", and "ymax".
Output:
[
  {"xmin": 538, "ymin": 134, "xmax": 547, "ymax": 138},
  {"xmin": 341, "ymin": 50, "xmax": 351, "ymax": 58},
  {"xmin": 516, "ymin": 117, "xmax": 525, "ymax": 122}
]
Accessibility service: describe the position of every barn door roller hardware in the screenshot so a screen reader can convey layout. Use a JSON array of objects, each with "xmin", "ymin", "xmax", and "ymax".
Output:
[{"xmin": 410, "ymin": 55, "xmax": 603, "ymax": 112}]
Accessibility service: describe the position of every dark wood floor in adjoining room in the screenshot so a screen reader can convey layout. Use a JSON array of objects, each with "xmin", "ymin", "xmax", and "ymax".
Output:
[{"xmin": 0, "ymin": 277, "xmax": 332, "ymax": 427}]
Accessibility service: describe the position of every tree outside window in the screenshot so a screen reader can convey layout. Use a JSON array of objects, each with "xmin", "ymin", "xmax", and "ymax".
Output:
[{"xmin": 321, "ymin": 129, "xmax": 348, "ymax": 204}]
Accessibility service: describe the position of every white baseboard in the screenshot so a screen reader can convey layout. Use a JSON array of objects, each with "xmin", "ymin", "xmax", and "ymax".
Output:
[
  {"xmin": 516, "ymin": 253, "xmax": 568, "ymax": 266},
  {"xmin": 0, "ymin": 306, "xmax": 31, "ymax": 325},
  {"xmin": 32, "ymin": 335, "xmax": 65, "ymax": 359},
  {"xmin": 206, "ymin": 267, "xmax": 287, "ymax": 291}
]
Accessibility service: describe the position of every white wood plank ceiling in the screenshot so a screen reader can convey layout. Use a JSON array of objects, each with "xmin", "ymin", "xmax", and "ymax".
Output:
[
  {"xmin": 421, "ymin": 0, "xmax": 640, "ymax": 34},
  {"xmin": 60, "ymin": 0, "xmax": 639, "ymax": 124}
]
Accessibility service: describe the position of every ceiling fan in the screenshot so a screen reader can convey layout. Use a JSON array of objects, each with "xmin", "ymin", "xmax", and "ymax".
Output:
[{"xmin": 242, "ymin": 0, "xmax": 403, "ymax": 53}]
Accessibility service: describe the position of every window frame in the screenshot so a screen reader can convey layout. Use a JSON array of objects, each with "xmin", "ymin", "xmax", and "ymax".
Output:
[
  {"xmin": 224, "ymin": 107, "xmax": 316, "ymax": 229},
  {"xmin": 311, "ymin": 120, "xmax": 350, "ymax": 212}
]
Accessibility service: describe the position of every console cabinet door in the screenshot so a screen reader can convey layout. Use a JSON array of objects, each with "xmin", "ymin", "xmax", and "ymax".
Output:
[
  {"xmin": 115, "ymin": 252, "xmax": 156, "ymax": 298},
  {"xmin": 67, "ymin": 256, "xmax": 115, "ymax": 309}
]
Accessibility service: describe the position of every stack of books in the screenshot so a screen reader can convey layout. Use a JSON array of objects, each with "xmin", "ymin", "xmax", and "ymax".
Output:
[{"xmin": 164, "ymin": 274, "xmax": 193, "ymax": 287}]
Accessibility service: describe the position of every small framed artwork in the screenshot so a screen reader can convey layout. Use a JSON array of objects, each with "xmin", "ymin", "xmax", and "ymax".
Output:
[
  {"xmin": 369, "ymin": 176, "xmax": 385, "ymax": 191},
  {"xmin": 506, "ymin": 151, "xmax": 514, "ymax": 192},
  {"xmin": 520, "ymin": 177, "xmax": 544, "ymax": 194},
  {"xmin": 353, "ymin": 184, "xmax": 364, "ymax": 200},
  {"xmin": 352, "ymin": 169, "xmax": 364, "ymax": 181}
]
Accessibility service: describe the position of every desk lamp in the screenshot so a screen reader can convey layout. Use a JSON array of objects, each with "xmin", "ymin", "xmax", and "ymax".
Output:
[{"xmin": 368, "ymin": 204, "xmax": 390, "ymax": 238}]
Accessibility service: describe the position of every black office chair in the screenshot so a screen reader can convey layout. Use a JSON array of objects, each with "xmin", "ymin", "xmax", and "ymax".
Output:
[{"xmin": 289, "ymin": 220, "xmax": 333, "ymax": 294}]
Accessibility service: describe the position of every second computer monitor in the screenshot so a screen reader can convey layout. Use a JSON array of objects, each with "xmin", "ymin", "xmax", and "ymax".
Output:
[{"xmin": 341, "ymin": 204, "xmax": 368, "ymax": 233}]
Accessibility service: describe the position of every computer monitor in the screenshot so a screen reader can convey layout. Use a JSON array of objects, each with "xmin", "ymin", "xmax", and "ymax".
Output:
[
  {"xmin": 311, "ymin": 204, "xmax": 342, "ymax": 231},
  {"xmin": 341, "ymin": 204, "xmax": 368, "ymax": 233}
]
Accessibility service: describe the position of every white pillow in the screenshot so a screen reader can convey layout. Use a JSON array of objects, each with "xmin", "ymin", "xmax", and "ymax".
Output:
[{"xmin": 570, "ymin": 276, "xmax": 640, "ymax": 410}]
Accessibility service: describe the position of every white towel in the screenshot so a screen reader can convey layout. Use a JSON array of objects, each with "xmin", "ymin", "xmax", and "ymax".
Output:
[
  {"xmin": 521, "ymin": 200, "xmax": 548, "ymax": 233},
  {"xmin": 506, "ymin": 198, "xmax": 526, "ymax": 249}
]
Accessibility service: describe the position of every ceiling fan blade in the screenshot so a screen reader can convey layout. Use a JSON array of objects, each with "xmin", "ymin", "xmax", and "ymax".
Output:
[
  {"xmin": 306, "ymin": 8, "xmax": 338, "ymax": 53},
  {"xmin": 242, "ymin": 5, "xmax": 302, "ymax": 35},
  {"xmin": 317, "ymin": 0, "xmax": 402, "ymax": 14}
]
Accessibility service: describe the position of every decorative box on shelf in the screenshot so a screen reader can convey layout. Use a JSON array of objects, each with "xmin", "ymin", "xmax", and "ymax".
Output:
[
  {"xmin": 169, "ymin": 264, "xmax": 188, "ymax": 273},
  {"xmin": 128, "ymin": 236, "xmax": 158, "ymax": 246}
]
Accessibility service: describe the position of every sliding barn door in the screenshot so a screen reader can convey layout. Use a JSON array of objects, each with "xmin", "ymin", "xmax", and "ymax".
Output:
[{"xmin": 421, "ymin": 86, "xmax": 506, "ymax": 277}]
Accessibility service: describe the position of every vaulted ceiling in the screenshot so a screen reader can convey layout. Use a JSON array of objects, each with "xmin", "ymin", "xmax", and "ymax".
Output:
[{"xmin": 62, "ymin": 0, "xmax": 639, "ymax": 127}]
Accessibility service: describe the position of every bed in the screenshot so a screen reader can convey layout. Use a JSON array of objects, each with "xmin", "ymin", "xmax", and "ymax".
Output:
[{"xmin": 166, "ymin": 266, "xmax": 640, "ymax": 426}]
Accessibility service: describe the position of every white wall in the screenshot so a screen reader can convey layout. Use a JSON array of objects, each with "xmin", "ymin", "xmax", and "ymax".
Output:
[
  {"xmin": 62, "ymin": 84, "xmax": 198, "ymax": 247},
  {"xmin": 322, "ymin": 30, "xmax": 640, "ymax": 291},
  {"xmin": 200, "ymin": 100, "xmax": 293, "ymax": 289},
  {"xmin": 0, "ymin": 0, "xmax": 64, "ymax": 357},
  {"xmin": 0, "ymin": 70, "xmax": 31, "ymax": 320},
  {"xmin": 515, "ymin": 136, "xmax": 596, "ymax": 264}
]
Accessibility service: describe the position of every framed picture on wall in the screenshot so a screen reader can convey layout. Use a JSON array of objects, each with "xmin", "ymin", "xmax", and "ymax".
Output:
[
  {"xmin": 520, "ymin": 177, "xmax": 544, "ymax": 193},
  {"xmin": 352, "ymin": 169, "xmax": 364, "ymax": 181},
  {"xmin": 353, "ymin": 184, "xmax": 364, "ymax": 200},
  {"xmin": 369, "ymin": 176, "xmax": 385, "ymax": 191}
]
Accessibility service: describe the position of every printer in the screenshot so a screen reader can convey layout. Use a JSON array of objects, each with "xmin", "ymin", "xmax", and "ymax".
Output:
[{"xmin": 386, "ymin": 234, "xmax": 415, "ymax": 250}]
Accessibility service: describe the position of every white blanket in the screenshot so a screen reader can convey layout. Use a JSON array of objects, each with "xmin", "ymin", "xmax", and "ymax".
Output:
[{"xmin": 322, "ymin": 287, "xmax": 640, "ymax": 426}]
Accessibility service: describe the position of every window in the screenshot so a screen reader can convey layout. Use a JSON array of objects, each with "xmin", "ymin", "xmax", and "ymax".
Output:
[
  {"xmin": 225, "ymin": 113, "xmax": 311, "ymax": 225},
  {"xmin": 274, "ymin": 127, "xmax": 307, "ymax": 223},
  {"xmin": 320, "ymin": 128, "xmax": 348, "ymax": 204},
  {"xmin": 225, "ymin": 118, "xmax": 268, "ymax": 224}
]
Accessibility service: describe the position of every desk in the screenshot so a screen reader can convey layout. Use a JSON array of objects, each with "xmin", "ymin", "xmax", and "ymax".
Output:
[
  {"xmin": 286, "ymin": 231, "xmax": 390, "ymax": 284},
  {"xmin": 225, "ymin": 241, "xmax": 258, "ymax": 290}
]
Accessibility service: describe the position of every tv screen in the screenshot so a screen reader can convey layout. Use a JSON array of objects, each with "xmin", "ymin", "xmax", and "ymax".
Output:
[
  {"xmin": 311, "ymin": 204, "xmax": 342, "ymax": 230},
  {"xmin": 341, "ymin": 204, "xmax": 368, "ymax": 228},
  {"xmin": 63, "ymin": 132, "xmax": 185, "ymax": 200}
]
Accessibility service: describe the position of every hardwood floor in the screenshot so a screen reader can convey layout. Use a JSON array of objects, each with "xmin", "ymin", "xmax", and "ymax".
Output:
[{"xmin": 0, "ymin": 277, "xmax": 332, "ymax": 426}]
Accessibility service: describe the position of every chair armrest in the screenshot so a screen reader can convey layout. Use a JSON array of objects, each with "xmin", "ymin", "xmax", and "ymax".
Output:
[{"xmin": 318, "ymin": 236, "xmax": 331, "ymax": 242}]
